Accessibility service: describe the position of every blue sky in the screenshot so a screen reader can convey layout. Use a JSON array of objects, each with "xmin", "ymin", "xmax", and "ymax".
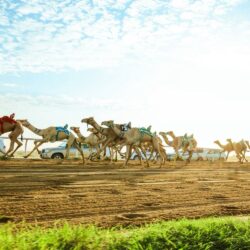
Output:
[{"xmin": 1, "ymin": 0, "xmax": 250, "ymax": 147}]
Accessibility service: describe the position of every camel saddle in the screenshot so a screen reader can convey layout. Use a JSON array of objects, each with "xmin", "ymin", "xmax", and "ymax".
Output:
[
  {"xmin": 181, "ymin": 134, "xmax": 194, "ymax": 148},
  {"xmin": 0, "ymin": 115, "xmax": 17, "ymax": 134},
  {"xmin": 139, "ymin": 126, "xmax": 154, "ymax": 137},
  {"xmin": 121, "ymin": 122, "xmax": 131, "ymax": 131},
  {"xmin": 55, "ymin": 125, "xmax": 70, "ymax": 140}
]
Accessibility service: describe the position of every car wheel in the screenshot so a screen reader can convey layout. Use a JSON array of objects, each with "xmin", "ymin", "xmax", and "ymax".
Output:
[{"xmin": 51, "ymin": 153, "xmax": 64, "ymax": 159}]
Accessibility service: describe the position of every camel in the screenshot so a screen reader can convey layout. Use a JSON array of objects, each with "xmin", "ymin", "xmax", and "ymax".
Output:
[
  {"xmin": 70, "ymin": 126, "xmax": 101, "ymax": 158},
  {"xmin": 142, "ymin": 135, "xmax": 167, "ymax": 162},
  {"xmin": 101, "ymin": 120, "xmax": 166, "ymax": 167},
  {"xmin": 81, "ymin": 117, "xmax": 128, "ymax": 162},
  {"xmin": 101, "ymin": 120, "xmax": 154, "ymax": 165},
  {"xmin": 18, "ymin": 120, "xmax": 85, "ymax": 164},
  {"xmin": 163, "ymin": 131, "xmax": 197, "ymax": 162},
  {"xmin": 246, "ymin": 140, "xmax": 250, "ymax": 150},
  {"xmin": 226, "ymin": 139, "xmax": 248, "ymax": 163},
  {"xmin": 86, "ymin": 127, "xmax": 125, "ymax": 161},
  {"xmin": 0, "ymin": 114, "xmax": 24, "ymax": 158},
  {"xmin": 214, "ymin": 140, "xmax": 234, "ymax": 160}
]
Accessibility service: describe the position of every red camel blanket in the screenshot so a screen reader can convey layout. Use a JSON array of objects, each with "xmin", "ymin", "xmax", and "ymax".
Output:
[{"xmin": 0, "ymin": 114, "xmax": 17, "ymax": 134}]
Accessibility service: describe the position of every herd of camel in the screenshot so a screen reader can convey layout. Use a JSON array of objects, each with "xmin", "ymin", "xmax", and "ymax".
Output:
[{"xmin": 0, "ymin": 114, "xmax": 249, "ymax": 167}]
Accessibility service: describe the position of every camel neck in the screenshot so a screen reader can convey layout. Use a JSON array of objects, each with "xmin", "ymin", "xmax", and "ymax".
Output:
[
  {"xmin": 168, "ymin": 133, "xmax": 176, "ymax": 140},
  {"xmin": 162, "ymin": 134, "xmax": 172, "ymax": 146},
  {"xmin": 113, "ymin": 125, "xmax": 121, "ymax": 134},
  {"xmin": 76, "ymin": 131, "xmax": 85, "ymax": 141},
  {"xmin": 216, "ymin": 141, "xmax": 225, "ymax": 149},
  {"xmin": 90, "ymin": 120, "xmax": 106, "ymax": 134},
  {"xmin": 25, "ymin": 122, "xmax": 43, "ymax": 136}
]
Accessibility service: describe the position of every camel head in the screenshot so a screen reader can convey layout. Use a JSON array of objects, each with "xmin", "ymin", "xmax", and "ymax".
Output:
[
  {"xmin": 101, "ymin": 120, "xmax": 114, "ymax": 128},
  {"xmin": 214, "ymin": 140, "xmax": 219, "ymax": 144},
  {"xmin": 70, "ymin": 127, "xmax": 80, "ymax": 133},
  {"xmin": 81, "ymin": 117, "xmax": 94, "ymax": 124},
  {"xmin": 17, "ymin": 119, "xmax": 29, "ymax": 127},
  {"xmin": 166, "ymin": 131, "xmax": 174, "ymax": 136},
  {"xmin": 159, "ymin": 132, "xmax": 165, "ymax": 137}
]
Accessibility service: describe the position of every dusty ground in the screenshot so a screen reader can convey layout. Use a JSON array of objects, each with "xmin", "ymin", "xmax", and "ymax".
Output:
[{"xmin": 0, "ymin": 159, "xmax": 250, "ymax": 227}]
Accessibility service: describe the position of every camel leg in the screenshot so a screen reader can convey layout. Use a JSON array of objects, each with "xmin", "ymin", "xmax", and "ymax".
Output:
[
  {"xmin": 242, "ymin": 151, "xmax": 248, "ymax": 162},
  {"xmin": 173, "ymin": 147, "xmax": 181, "ymax": 162},
  {"xmin": 152, "ymin": 139, "xmax": 165, "ymax": 168},
  {"xmin": 65, "ymin": 135, "xmax": 76, "ymax": 159},
  {"xmin": 109, "ymin": 147, "xmax": 114, "ymax": 163},
  {"xmin": 187, "ymin": 150, "xmax": 193, "ymax": 163},
  {"xmin": 117, "ymin": 146, "xmax": 125, "ymax": 159},
  {"xmin": 32, "ymin": 140, "xmax": 42, "ymax": 155},
  {"xmin": 148, "ymin": 145, "xmax": 155, "ymax": 161},
  {"xmin": 140, "ymin": 146, "xmax": 150, "ymax": 167},
  {"xmin": 235, "ymin": 153, "xmax": 242, "ymax": 163},
  {"xmin": 88, "ymin": 146, "xmax": 93, "ymax": 160},
  {"xmin": 3, "ymin": 139, "xmax": 15, "ymax": 158},
  {"xmin": 8, "ymin": 138, "xmax": 23, "ymax": 157},
  {"xmin": 115, "ymin": 148, "xmax": 118, "ymax": 161},
  {"xmin": 24, "ymin": 141, "xmax": 45, "ymax": 158},
  {"xmin": 72, "ymin": 140, "xmax": 85, "ymax": 165},
  {"xmin": 93, "ymin": 139, "xmax": 112, "ymax": 159},
  {"xmin": 134, "ymin": 146, "xmax": 143, "ymax": 166},
  {"xmin": 124, "ymin": 145, "xmax": 133, "ymax": 167}
]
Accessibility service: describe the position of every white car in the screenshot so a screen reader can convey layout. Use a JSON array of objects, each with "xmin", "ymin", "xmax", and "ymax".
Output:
[
  {"xmin": 168, "ymin": 148, "xmax": 226, "ymax": 161},
  {"xmin": 0, "ymin": 138, "xmax": 6, "ymax": 155},
  {"xmin": 40, "ymin": 142, "xmax": 110, "ymax": 159},
  {"xmin": 131, "ymin": 148, "xmax": 226, "ymax": 161}
]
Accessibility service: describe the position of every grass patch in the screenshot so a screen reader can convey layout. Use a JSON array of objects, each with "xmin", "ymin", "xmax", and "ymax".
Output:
[
  {"xmin": 0, "ymin": 217, "xmax": 250, "ymax": 249},
  {"xmin": 0, "ymin": 156, "xmax": 8, "ymax": 161}
]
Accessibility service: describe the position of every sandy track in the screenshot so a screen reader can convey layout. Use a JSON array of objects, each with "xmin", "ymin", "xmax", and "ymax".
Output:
[{"xmin": 0, "ymin": 159, "xmax": 250, "ymax": 227}]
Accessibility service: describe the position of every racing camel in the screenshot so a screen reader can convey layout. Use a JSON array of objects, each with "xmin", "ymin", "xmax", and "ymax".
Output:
[
  {"xmin": 101, "ymin": 120, "xmax": 166, "ymax": 167},
  {"xmin": 161, "ymin": 131, "xmax": 197, "ymax": 162},
  {"xmin": 18, "ymin": 120, "xmax": 85, "ymax": 164},
  {"xmin": 81, "ymin": 117, "xmax": 130, "ymax": 162},
  {"xmin": 0, "ymin": 113, "xmax": 23, "ymax": 158},
  {"xmin": 70, "ymin": 126, "xmax": 101, "ymax": 158},
  {"xmin": 226, "ymin": 138, "xmax": 248, "ymax": 163},
  {"xmin": 214, "ymin": 140, "xmax": 234, "ymax": 160}
]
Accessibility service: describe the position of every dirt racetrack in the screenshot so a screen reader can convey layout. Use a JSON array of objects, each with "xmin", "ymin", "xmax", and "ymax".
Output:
[{"xmin": 0, "ymin": 159, "xmax": 250, "ymax": 227}]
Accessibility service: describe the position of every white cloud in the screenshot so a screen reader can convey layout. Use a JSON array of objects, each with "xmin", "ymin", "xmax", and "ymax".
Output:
[
  {"xmin": 0, "ymin": 0, "xmax": 248, "ymax": 73},
  {"xmin": 0, "ymin": 83, "xmax": 18, "ymax": 88}
]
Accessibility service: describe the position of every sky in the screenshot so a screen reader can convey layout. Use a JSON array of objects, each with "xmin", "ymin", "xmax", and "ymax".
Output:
[{"xmin": 1, "ymin": 0, "xmax": 250, "ymax": 148}]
